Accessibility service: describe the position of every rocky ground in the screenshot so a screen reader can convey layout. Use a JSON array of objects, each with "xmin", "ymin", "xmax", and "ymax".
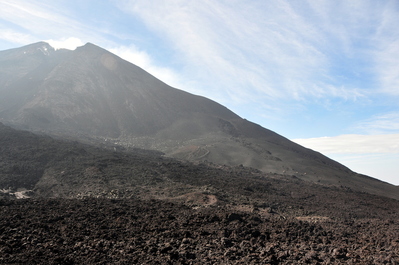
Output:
[
  {"xmin": 1, "ymin": 197, "xmax": 398, "ymax": 264},
  {"xmin": 1, "ymin": 123, "xmax": 399, "ymax": 264}
]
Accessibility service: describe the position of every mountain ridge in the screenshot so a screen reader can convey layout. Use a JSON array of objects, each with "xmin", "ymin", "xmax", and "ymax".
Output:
[{"xmin": 0, "ymin": 42, "xmax": 398, "ymax": 200}]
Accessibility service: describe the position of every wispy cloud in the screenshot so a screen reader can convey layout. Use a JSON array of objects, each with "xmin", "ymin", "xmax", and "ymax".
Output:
[
  {"xmin": 0, "ymin": 27, "xmax": 36, "ymax": 45},
  {"xmin": 375, "ymin": 41, "xmax": 399, "ymax": 96},
  {"xmin": 109, "ymin": 44, "xmax": 189, "ymax": 92},
  {"xmin": 372, "ymin": 0, "xmax": 399, "ymax": 96},
  {"xmin": 0, "ymin": 0, "xmax": 115, "ymax": 48},
  {"xmin": 292, "ymin": 134, "xmax": 399, "ymax": 154},
  {"xmin": 354, "ymin": 112, "xmax": 399, "ymax": 134},
  {"xmin": 118, "ymin": 0, "xmax": 390, "ymax": 105},
  {"xmin": 118, "ymin": 1, "xmax": 320, "ymax": 102},
  {"xmin": 0, "ymin": 0, "xmax": 79, "ymax": 36}
]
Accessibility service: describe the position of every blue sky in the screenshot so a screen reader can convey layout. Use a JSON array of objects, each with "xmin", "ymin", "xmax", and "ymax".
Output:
[{"xmin": 1, "ymin": 0, "xmax": 398, "ymax": 185}]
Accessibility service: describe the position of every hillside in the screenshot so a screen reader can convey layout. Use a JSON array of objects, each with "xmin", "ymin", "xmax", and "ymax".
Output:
[
  {"xmin": 0, "ymin": 122, "xmax": 397, "ymax": 217},
  {"xmin": 0, "ymin": 42, "xmax": 398, "ymax": 200}
]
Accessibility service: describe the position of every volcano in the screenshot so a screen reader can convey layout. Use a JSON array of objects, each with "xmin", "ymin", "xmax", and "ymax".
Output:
[{"xmin": 0, "ymin": 42, "xmax": 397, "ymax": 199}]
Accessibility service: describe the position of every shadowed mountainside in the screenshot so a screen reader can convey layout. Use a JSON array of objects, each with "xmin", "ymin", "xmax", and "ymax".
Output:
[
  {"xmin": 1, "ymin": 122, "xmax": 398, "ymax": 214},
  {"xmin": 0, "ymin": 42, "xmax": 398, "ymax": 200}
]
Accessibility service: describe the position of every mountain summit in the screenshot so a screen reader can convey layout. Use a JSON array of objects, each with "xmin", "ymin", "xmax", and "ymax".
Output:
[{"xmin": 0, "ymin": 42, "xmax": 397, "ymax": 199}]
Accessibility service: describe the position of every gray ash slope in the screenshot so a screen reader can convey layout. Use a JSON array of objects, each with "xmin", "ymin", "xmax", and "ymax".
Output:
[{"xmin": 0, "ymin": 42, "xmax": 397, "ymax": 200}]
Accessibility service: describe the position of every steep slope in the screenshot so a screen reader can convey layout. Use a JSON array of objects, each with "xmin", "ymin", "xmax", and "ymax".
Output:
[
  {"xmin": 0, "ymin": 42, "xmax": 398, "ymax": 199},
  {"xmin": 1, "ymin": 42, "xmax": 237, "ymax": 137}
]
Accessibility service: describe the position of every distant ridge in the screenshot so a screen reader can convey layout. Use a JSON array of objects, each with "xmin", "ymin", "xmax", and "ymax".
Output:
[{"xmin": 0, "ymin": 42, "xmax": 398, "ymax": 200}]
